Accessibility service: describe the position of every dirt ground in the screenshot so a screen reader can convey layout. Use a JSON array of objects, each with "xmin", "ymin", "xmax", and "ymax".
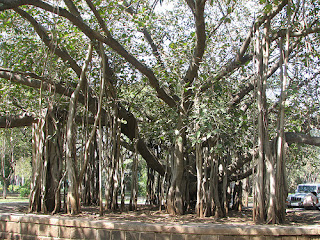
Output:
[{"xmin": 1, "ymin": 202, "xmax": 320, "ymax": 226}]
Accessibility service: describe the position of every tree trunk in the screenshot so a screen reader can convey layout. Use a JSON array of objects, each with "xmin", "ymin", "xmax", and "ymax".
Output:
[
  {"xmin": 65, "ymin": 42, "xmax": 93, "ymax": 214},
  {"xmin": 266, "ymin": 143, "xmax": 276, "ymax": 223},
  {"xmin": 29, "ymin": 118, "xmax": 45, "ymax": 212},
  {"xmin": 113, "ymin": 115, "xmax": 121, "ymax": 211},
  {"xmin": 275, "ymin": 30, "xmax": 290, "ymax": 223},
  {"xmin": 195, "ymin": 142, "xmax": 203, "ymax": 217},
  {"xmin": 167, "ymin": 112, "xmax": 185, "ymax": 215},
  {"xmin": 2, "ymin": 180, "xmax": 7, "ymax": 199},
  {"xmin": 98, "ymin": 116, "xmax": 104, "ymax": 215},
  {"xmin": 29, "ymin": 109, "xmax": 63, "ymax": 213},
  {"xmin": 120, "ymin": 151, "xmax": 125, "ymax": 212},
  {"xmin": 129, "ymin": 147, "xmax": 138, "ymax": 211},
  {"xmin": 209, "ymin": 142, "xmax": 224, "ymax": 218},
  {"xmin": 254, "ymin": 25, "xmax": 266, "ymax": 223},
  {"xmin": 44, "ymin": 113, "xmax": 63, "ymax": 213},
  {"xmin": 1, "ymin": 133, "xmax": 8, "ymax": 199},
  {"xmin": 242, "ymin": 171, "xmax": 249, "ymax": 208},
  {"xmin": 221, "ymin": 158, "xmax": 228, "ymax": 216}
]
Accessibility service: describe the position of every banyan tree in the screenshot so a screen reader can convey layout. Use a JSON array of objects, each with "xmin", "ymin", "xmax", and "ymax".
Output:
[{"xmin": 1, "ymin": 0, "xmax": 320, "ymax": 224}]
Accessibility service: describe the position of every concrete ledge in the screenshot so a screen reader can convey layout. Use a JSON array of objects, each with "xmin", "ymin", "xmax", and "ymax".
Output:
[{"xmin": 0, "ymin": 213, "xmax": 320, "ymax": 239}]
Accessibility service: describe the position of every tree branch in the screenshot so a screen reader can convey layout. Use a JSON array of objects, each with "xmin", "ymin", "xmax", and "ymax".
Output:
[
  {"xmin": 201, "ymin": 0, "xmax": 288, "ymax": 93},
  {"xmin": 0, "ymin": 113, "xmax": 37, "ymax": 128},
  {"xmin": 272, "ymin": 26, "xmax": 320, "ymax": 40},
  {"xmin": 122, "ymin": 1, "xmax": 166, "ymax": 70},
  {"xmin": 14, "ymin": 8, "xmax": 83, "ymax": 77},
  {"xmin": 8, "ymin": 8, "xmax": 166, "ymax": 175},
  {"xmin": 228, "ymin": 41, "xmax": 299, "ymax": 108},
  {"xmin": 22, "ymin": 0, "xmax": 178, "ymax": 109},
  {"xmin": 63, "ymin": 0, "xmax": 81, "ymax": 17},
  {"xmin": 84, "ymin": 0, "xmax": 111, "ymax": 37},
  {"xmin": 0, "ymin": 68, "xmax": 165, "ymax": 176},
  {"xmin": 0, "ymin": 0, "xmax": 29, "ymax": 10},
  {"xmin": 200, "ymin": 54, "xmax": 252, "ymax": 93},
  {"xmin": 183, "ymin": 0, "xmax": 206, "ymax": 85},
  {"xmin": 285, "ymin": 132, "xmax": 320, "ymax": 147},
  {"xmin": 185, "ymin": 0, "xmax": 195, "ymax": 15}
]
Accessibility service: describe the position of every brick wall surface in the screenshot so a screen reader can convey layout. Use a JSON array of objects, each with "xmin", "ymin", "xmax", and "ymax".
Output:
[{"xmin": 0, "ymin": 213, "xmax": 319, "ymax": 240}]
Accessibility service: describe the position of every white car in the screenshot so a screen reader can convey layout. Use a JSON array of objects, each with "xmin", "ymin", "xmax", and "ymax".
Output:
[
  {"xmin": 303, "ymin": 192, "xmax": 319, "ymax": 210},
  {"xmin": 286, "ymin": 183, "xmax": 320, "ymax": 209}
]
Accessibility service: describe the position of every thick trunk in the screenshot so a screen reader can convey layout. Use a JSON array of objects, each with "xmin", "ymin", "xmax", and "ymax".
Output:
[
  {"xmin": 44, "ymin": 115, "xmax": 63, "ymax": 213},
  {"xmin": 207, "ymin": 140, "xmax": 224, "ymax": 218},
  {"xmin": 254, "ymin": 26, "xmax": 267, "ymax": 223},
  {"xmin": 29, "ymin": 110, "xmax": 63, "ymax": 213},
  {"xmin": 211, "ymin": 159, "xmax": 223, "ymax": 218},
  {"xmin": 167, "ymin": 113, "xmax": 185, "ymax": 215},
  {"xmin": 29, "ymin": 119, "xmax": 44, "ymax": 212},
  {"xmin": 65, "ymin": 118, "xmax": 80, "ymax": 215}
]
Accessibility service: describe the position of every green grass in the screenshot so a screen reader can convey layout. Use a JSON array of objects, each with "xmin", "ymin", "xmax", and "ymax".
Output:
[{"xmin": 0, "ymin": 194, "xmax": 28, "ymax": 203}]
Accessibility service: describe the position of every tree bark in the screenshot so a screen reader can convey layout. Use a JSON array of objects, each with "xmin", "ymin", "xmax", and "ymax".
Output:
[
  {"xmin": 28, "ymin": 108, "xmax": 63, "ymax": 213},
  {"xmin": 29, "ymin": 118, "xmax": 45, "ymax": 212},
  {"xmin": 167, "ymin": 112, "xmax": 185, "ymax": 215},
  {"xmin": 196, "ymin": 140, "xmax": 203, "ymax": 217},
  {"xmin": 275, "ymin": 11, "xmax": 291, "ymax": 222},
  {"xmin": 65, "ymin": 42, "xmax": 93, "ymax": 214},
  {"xmin": 254, "ymin": 25, "xmax": 267, "ymax": 223},
  {"xmin": 129, "ymin": 140, "xmax": 139, "ymax": 211}
]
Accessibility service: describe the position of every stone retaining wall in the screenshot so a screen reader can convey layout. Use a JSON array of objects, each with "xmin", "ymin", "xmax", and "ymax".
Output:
[{"xmin": 0, "ymin": 213, "xmax": 320, "ymax": 240}]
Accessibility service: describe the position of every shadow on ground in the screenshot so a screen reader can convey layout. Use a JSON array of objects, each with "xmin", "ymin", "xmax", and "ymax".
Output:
[{"xmin": 0, "ymin": 202, "xmax": 319, "ymax": 226}]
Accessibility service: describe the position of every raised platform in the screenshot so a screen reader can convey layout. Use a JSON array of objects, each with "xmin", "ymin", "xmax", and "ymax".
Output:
[{"xmin": 1, "ymin": 213, "xmax": 320, "ymax": 239}]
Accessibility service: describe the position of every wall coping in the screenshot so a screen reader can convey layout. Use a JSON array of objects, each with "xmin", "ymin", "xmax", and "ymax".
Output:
[{"xmin": 1, "ymin": 212, "xmax": 320, "ymax": 237}]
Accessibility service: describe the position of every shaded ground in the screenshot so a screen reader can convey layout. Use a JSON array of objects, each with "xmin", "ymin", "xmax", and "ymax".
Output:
[{"xmin": 0, "ymin": 202, "xmax": 320, "ymax": 226}]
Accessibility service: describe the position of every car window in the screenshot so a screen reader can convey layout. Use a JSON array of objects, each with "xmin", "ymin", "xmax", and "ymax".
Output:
[{"xmin": 297, "ymin": 185, "xmax": 317, "ymax": 193}]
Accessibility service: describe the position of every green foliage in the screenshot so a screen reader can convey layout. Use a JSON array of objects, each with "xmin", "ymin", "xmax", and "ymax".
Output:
[
  {"xmin": 8, "ymin": 184, "xmax": 20, "ymax": 193},
  {"xmin": 286, "ymin": 143, "xmax": 320, "ymax": 193},
  {"xmin": 19, "ymin": 187, "xmax": 30, "ymax": 198},
  {"xmin": 15, "ymin": 157, "xmax": 32, "ymax": 182}
]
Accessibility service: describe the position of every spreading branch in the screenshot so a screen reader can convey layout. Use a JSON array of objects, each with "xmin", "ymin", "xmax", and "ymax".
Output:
[
  {"xmin": 285, "ymin": 132, "xmax": 320, "ymax": 147},
  {"xmin": 1, "ymin": 0, "xmax": 178, "ymax": 109},
  {"xmin": 0, "ymin": 113, "xmax": 37, "ymax": 128},
  {"xmin": 0, "ymin": 68, "xmax": 165, "ymax": 176},
  {"xmin": 201, "ymin": 0, "xmax": 288, "ymax": 92},
  {"xmin": 183, "ymin": 0, "xmax": 206, "ymax": 85}
]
